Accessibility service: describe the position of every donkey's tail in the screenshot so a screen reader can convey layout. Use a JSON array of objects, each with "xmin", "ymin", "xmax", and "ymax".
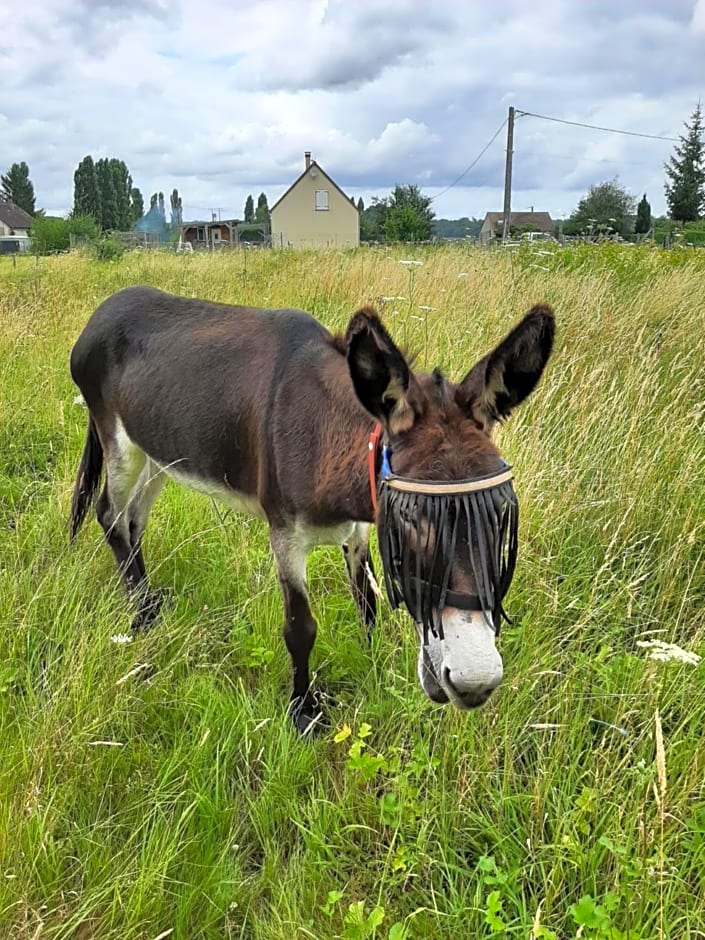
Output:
[{"xmin": 70, "ymin": 416, "xmax": 103, "ymax": 540}]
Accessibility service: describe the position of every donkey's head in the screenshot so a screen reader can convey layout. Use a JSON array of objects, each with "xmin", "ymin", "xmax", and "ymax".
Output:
[{"xmin": 346, "ymin": 304, "xmax": 555, "ymax": 710}]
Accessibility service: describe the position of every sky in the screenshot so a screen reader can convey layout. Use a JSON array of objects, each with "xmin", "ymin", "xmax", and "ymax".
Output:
[{"xmin": 1, "ymin": 0, "xmax": 704, "ymax": 222}]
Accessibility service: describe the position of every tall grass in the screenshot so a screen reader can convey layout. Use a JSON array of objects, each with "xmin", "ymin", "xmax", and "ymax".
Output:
[{"xmin": 1, "ymin": 243, "xmax": 704, "ymax": 939}]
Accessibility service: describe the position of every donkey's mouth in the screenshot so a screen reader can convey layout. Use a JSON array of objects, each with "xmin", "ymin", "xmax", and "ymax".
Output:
[{"xmin": 418, "ymin": 644, "xmax": 449, "ymax": 704}]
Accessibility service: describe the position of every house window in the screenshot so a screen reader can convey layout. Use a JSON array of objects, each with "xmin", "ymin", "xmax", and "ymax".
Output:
[
  {"xmin": 196, "ymin": 226, "xmax": 205, "ymax": 240},
  {"xmin": 315, "ymin": 189, "xmax": 329, "ymax": 211}
]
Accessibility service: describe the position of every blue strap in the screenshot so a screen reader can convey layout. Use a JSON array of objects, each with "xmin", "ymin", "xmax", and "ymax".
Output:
[{"xmin": 380, "ymin": 445, "xmax": 393, "ymax": 480}]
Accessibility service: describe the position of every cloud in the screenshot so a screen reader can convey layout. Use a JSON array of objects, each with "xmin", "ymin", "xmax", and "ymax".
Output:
[
  {"xmin": 693, "ymin": 0, "xmax": 705, "ymax": 32},
  {"xmin": 0, "ymin": 0, "xmax": 699, "ymax": 219}
]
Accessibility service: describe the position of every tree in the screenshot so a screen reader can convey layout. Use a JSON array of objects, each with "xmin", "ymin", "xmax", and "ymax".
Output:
[
  {"xmin": 360, "ymin": 198, "xmax": 390, "ymax": 242},
  {"xmin": 73, "ymin": 156, "xmax": 102, "ymax": 224},
  {"xmin": 386, "ymin": 205, "xmax": 431, "ymax": 242},
  {"xmin": 30, "ymin": 214, "xmax": 100, "ymax": 254},
  {"xmin": 1, "ymin": 161, "xmax": 36, "ymax": 215},
  {"xmin": 244, "ymin": 194, "xmax": 254, "ymax": 222},
  {"xmin": 170, "ymin": 188, "xmax": 183, "ymax": 226},
  {"xmin": 95, "ymin": 159, "xmax": 119, "ymax": 230},
  {"xmin": 433, "ymin": 217, "xmax": 484, "ymax": 239},
  {"xmin": 371, "ymin": 184, "xmax": 435, "ymax": 242},
  {"xmin": 664, "ymin": 103, "xmax": 705, "ymax": 222},
  {"xmin": 255, "ymin": 192, "xmax": 270, "ymax": 223},
  {"xmin": 569, "ymin": 178, "xmax": 636, "ymax": 236},
  {"xmin": 357, "ymin": 196, "xmax": 365, "ymax": 213},
  {"xmin": 130, "ymin": 187, "xmax": 144, "ymax": 224},
  {"xmin": 635, "ymin": 194, "xmax": 651, "ymax": 234},
  {"xmin": 109, "ymin": 159, "xmax": 133, "ymax": 230}
]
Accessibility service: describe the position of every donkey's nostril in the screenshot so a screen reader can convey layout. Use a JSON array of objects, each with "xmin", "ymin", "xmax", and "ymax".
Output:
[{"xmin": 442, "ymin": 667, "xmax": 498, "ymax": 708}]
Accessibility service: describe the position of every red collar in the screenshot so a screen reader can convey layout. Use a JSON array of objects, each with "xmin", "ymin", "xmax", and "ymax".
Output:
[{"xmin": 367, "ymin": 422, "xmax": 384, "ymax": 516}]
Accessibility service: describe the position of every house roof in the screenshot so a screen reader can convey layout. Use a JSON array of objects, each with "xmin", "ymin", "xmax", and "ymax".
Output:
[
  {"xmin": 182, "ymin": 219, "xmax": 239, "ymax": 227},
  {"xmin": 481, "ymin": 211, "xmax": 553, "ymax": 232},
  {"xmin": 0, "ymin": 201, "xmax": 34, "ymax": 228},
  {"xmin": 270, "ymin": 160, "xmax": 357, "ymax": 213}
]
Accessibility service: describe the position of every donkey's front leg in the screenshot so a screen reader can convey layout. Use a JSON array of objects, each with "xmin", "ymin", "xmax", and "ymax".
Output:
[
  {"xmin": 270, "ymin": 528, "xmax": 322, "ymax": 735},
  {"xmin": 343, "ymin": 522, "xmax": 377, "ymax": 640}
]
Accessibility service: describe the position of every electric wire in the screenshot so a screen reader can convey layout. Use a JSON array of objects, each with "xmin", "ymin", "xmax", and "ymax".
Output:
[
  {"xmin": 517, "ymin": 109, "xmax": 678, "ymax": 142},
  {"xmin": 430, "ymin": 118, "xmax": 508, "ymax": 200}
]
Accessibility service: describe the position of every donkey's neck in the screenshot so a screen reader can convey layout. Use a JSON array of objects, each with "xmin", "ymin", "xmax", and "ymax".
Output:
[
  {"xmin": 281, "ymin": 350, "xmax": 376, "ymax": 527},
  {"xmin": 311, "ymin": 401, "xmax": 376, "ymax": 525}
]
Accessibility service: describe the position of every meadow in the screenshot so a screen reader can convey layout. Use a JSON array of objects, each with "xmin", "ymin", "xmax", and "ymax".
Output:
[{"xmin": 0, "ymin": 242, "xmax": 703, "ymax": 939}]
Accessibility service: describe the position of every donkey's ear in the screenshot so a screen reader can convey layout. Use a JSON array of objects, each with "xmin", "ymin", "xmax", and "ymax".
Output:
[
  {"xmin": 456, "ymin": 304, "xmax": 555, "ymax": 432},
  {"xmin": 346, "ymin": 307, "xmax": 419, "ymax": 434}
]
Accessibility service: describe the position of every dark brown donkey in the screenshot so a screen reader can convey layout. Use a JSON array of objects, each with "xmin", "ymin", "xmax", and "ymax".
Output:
[{"xmin": 70, "ymin": 287, "xmax": 554, "ymax": 732}]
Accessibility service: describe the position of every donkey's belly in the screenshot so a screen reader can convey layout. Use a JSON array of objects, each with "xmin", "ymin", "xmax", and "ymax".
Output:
[{"xmin": 163, "ymin": 466, "xmax": 266, "ymax": 520}]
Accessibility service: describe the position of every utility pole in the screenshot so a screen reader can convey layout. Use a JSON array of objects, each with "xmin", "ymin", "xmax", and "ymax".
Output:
[{"xmin": 501, "ymin": 106, "xmax": 515, "ymax": 243}]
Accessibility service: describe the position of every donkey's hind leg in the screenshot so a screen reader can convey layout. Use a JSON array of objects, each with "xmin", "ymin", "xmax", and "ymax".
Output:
[
  {"xmin": 128, "ymin": 458, "xmax": 166, "ymax": 583},
  {"xmin": 126, "ymin": 458, "xmax": 168, "ymax": 629},
  {"xmin": 343, "ymin": 523, "xmax": 378, "ymax": 639},
  {"xmin": 96, "ymin": 422, "xmax": 159, "ymax": 631}
]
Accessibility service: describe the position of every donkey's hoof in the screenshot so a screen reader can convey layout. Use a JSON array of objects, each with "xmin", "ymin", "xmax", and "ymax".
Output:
[
  {"xmin": 290, "ymin": 693, "xmax": 328, "ymax": 737},
  {"xmin": 130, "ymin": 592, "xmax": 164, "ymax": 634}
]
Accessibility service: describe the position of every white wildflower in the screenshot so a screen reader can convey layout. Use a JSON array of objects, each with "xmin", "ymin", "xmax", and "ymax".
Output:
[
  {"xmin": 73, "ymin": 394, "xmax": 86, "ymax": 407},
  {"xmin": 111, "ymin": 633, "xmax": 134, "ymax": 645},
  {"xmin": 381, "ymin": 296, "xmax": 407, "ymax": 302},
  {"xmin": 418, "ymin": 305, "xmax": 437, "ymax": 311},
  {"xmin": 457, "ymin": 272, "xmax": 469, "ymax": 278},
  {"xmin": 636, "ymin": 640, "xmax": 701, "ymax": 665},
  {"xmin": 399, "ymin": 259, "xmax": 423, "ymax": 266}
]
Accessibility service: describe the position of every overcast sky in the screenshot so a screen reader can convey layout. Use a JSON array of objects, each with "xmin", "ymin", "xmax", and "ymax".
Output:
[{"xmin": 1, "ymin": 0, "xmax": 703, "ymax": 221}]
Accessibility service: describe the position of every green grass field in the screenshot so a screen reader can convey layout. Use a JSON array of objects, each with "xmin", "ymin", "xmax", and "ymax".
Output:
[{"xmin": 1, "ymin": 243, "xmax": 704, "ymax": 939}]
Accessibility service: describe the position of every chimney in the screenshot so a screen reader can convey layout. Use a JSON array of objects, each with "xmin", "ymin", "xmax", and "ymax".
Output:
[{"xmin": 304, "ymin": 151, "xmax": 311, "ymax": 170}]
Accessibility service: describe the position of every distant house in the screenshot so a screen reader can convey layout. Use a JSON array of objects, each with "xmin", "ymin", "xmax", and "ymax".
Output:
[
  {"xmin": 180, "ymin": 219, "xmax": 237, "ymax": 249},
  {"xmin": 479, "ymin": 211, "xmax": 554, "ymax": 245},
  {"xmin": 0, "ymin": 200, "xmax": 33, "ymax": 253},
  {"xmin": 270, "ymin": 152, "xmax": 359, "ymax": 249},
  {"xmin": 179, "ymin": 218, "xmax": 270, "ymax": 249}
]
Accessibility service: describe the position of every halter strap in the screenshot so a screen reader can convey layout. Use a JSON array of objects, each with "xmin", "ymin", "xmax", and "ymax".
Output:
[
  {"xmin": 385, "ymin": 469, "xmax": 513, "ymax": 494},
  {"xmin": 367, "ymin": 422, "xmax": 384, "ymax": 516}
]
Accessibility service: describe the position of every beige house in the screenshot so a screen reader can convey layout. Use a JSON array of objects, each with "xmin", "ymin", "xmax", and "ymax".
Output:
[{"xmin": 270, "ymin": 153, "xmax": 359, "ymax": 249}]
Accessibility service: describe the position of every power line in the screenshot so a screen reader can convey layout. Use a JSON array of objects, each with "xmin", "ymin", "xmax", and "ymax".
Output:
[
  {"xmin": 517, "ymin": 109, "xmax": 678, "ymax": 142},
  {"xmin": 430, "ymin": 117, "xmax": 508, "ymax": 201},
  {"xmin": 520, "ymin": 151, "xmax": 667, "ymax": 170}
]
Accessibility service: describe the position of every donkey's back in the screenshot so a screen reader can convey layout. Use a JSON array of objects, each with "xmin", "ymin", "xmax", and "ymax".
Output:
[{"xmin": 70, "ymin": 286, "xmax": 339, "ymax": 511}]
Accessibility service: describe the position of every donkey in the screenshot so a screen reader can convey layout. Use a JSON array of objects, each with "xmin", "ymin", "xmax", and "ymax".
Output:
[{"xmin": 69, "ymin": 287, "xmax": 554, "ymax": 732}]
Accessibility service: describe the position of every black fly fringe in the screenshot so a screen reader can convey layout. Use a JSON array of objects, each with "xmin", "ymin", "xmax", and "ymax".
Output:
[{"xmin": 378, "ymin": 476, "xmax": 518, "ymax": 645}]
